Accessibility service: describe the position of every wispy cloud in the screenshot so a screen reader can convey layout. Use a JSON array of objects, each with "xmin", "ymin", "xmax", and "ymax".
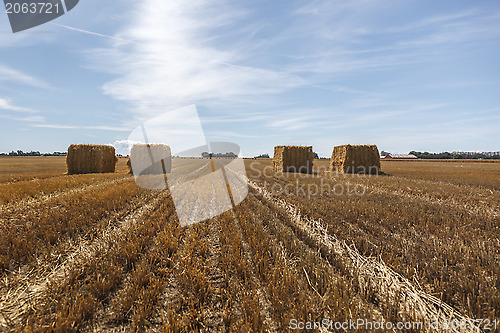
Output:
[
  {"xmin": 0, "ymin": 65, "xmax": 52, "ymax": 89},
  {"xmin": 0, "ymin": 97, "xmax": 36, "ymax": 113},
  {"xmin": 53, "ymin": 23, "xmax": 132, "ymax": 43},
  {"xmin": 267, "ymin": 116, "xmax": 321, "ymax": 131},
  {"xmin": 98, "ymin": 0, "xmax": 305, "ymax": 118},
  {"xmin": 31, "ymin": 123, "xmax": 131, "ymax": 131},
  {"xmin": 201, "ymin": 113, "xmax": 271, "ymax": 124},
  {"xmin": 0, "ymin": 114, "xmax": 44, "ymax": 122},
  {"xmin": 205, "ymin": 130, "xmax": 259, "ymax": 139},
  {"xmin": 281, "ymin": 3, "xmax": 500, "ymax": 76}
]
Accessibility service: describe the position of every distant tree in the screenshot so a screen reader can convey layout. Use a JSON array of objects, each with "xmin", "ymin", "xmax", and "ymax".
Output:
[
  {"xmin": 220, "ymin": 152, "xmax": 238, "ymax": 158},
  {"xmin": 380, "ymin": 150, "xmax": 390, "ymax": 156},
  {"xmin": 6, "ymin": 150, "xmax": 62, "ymax": 157},
  {"xmin": 201, "ymin": 152, "xmax": 237, "ymax": 158},
  {"xmin": 43, "ymin": 152, "xmax": 67, "ymax": 156},
  {"xmin": 313, "ymin": 152, "xmax": 319, "ymax": 159},
  {"xmin": 255, "ymin": 153, "xmax": 270, "ymax": 158},
  {"xmin": 409, "ymin": 151, "xmax": 500, "ymax": 160}
]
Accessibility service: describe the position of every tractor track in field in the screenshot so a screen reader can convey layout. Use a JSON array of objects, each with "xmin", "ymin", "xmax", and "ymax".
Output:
[
  {"xmin": 83, "ymin": 199, "xmax": 177, "ymax": 333},
  {"xmin": 229, "ymin": 209, "xmax": 279, "ymax": 333},
  {"xmin": 0, "ymin": 191, "xmax": 166, "ymax": 329},
  {"xmin": 198, "ymin": 218, "xmax": 227, "ymax": 332},
  {"xmin": 157, "ymin": 223, "xmax": 194, "ymax": 330},
  {"xmin": 242, "ymin": 193, "xmax": 388, "ymax": 330},
  {"xmin": 321, "ymin": 173, "xmax": 500, "ymax": 220},
  {"xmin": 365, "ymin": 183, "xmax": 500, "ymax": 220},
  {"xmin": 270, "ymin": 171, "xmax": 500, "ymax": 220},
  {"xmin": 155, "ymin": 217, "xmax": 231, "ymax": 332},
  {"xmin": 246, "ymin": 178, "xmax": 483, "ymax": 333},
  {"xmin": 0, "ymin": 175, "xmax": 131, "ymax": 220},
  {"xmin": 258, "ymin": 174, "xmax": 499, "ymax": 252}
]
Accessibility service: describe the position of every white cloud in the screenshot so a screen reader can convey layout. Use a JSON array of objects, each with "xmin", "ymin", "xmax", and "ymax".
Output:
[
  {"xmin": 0, "ymin": 66, "xmax": 52, "ymax": 89},
  {"xmin": 281, "ymin": 3, "xmax": 500, "ymax": 76},
  {"xmin": 0, "ymin": 98, "xmax": 35, "ymax": 113},
  {"xmin": 0, "ymin": 114, "xmax": 44, "ymax": 122},
  {"xmin": 31, "ymin": 124, "xmax": 131, "ymax": 131},
  {"xmin": 112, "ymin": 139, "xmax": 141, "ymax": 151},
  {"xmin": 267, "ymin": 116, "xmax": 320, "ymax": 131},
  {"xmin": 98, "ymin": 0, "xmax": 306, "ymax": 117}
]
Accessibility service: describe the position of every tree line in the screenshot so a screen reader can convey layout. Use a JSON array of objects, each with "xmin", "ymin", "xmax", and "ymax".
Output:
[
  {"xmin": 0, "ymin": 150, "xmax": 67, "ymax": 156},
  {"xmin": 201, "ymin": 152, "xmax": 238, "ymax": 158},
  {"xmin": 408, "ymin": 151, "xmax": 500, "ymax": 159}
]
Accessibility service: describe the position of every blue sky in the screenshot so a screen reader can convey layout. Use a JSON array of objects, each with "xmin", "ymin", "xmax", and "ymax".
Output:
[{"xmin": 0, "ymin": 0, "xmax": 499, "ymax": 157}]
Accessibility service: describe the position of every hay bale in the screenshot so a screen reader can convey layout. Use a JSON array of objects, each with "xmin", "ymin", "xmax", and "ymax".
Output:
[
  {"xmin": 273, "ymin": 145, "xmax": 314, "ymax": 173},
  {"xmin": 329, "ymin": 144, "xmax": 380, "ymax": 174},
  {"xmin": 129, "ymin": 144, "xmax": 171, "ymax": 176},
  {"xmin": 66, "ymin": 144, "xmax": 117, "ymax": 174}
]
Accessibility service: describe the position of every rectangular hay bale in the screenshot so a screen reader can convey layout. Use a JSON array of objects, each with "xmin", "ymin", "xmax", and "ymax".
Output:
[
  {"xmin": 273, "ymin": 145, "xmax": 314, "ymax": 173},
  {"xmin": 329, "ymin": 144, "xmax": 380, "ymax": 174},
  {"xmin": 129, "ymin": 144, "xmax": 172, "ymax": 175},
  {"xmin": 66, "ymin": 144, "xmax": 117, "ymax": 174}
]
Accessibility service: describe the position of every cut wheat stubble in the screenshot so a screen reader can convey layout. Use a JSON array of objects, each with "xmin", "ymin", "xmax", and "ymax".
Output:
[
  {"xmin": 0, "ymin": 192, "xmax": 166, "ymax": 329},
  {"xmin": 245, "ymin": 177, "xmax": 482, "ymax": 333}
]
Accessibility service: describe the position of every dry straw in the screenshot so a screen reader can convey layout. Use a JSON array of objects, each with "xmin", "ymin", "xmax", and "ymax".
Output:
[
  {"xmin": 66, "ymin": 144, "xmax": 117, "ymax": 174},
  {"xmin": 248, "ymin": 178, "xmax": 481, "ymax": 333},
  {"xmin": 129, "ymin": 144, "xmax": 172, "ymax": 175},
  {"xmin": 273, "ymin": 145, "xmax": 314, "ymax": 173},
  {"xmin": 330, "ymin": 144, "xmax": 380, "ymax": 174}
]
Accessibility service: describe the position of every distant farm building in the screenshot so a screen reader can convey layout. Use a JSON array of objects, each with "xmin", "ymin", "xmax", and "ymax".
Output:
[
  {"xmin": 273, "ymin": 146, "xmax": 314, "ymax": 173},
  {"xmin": 384, "ymin": 154, "xmax": 418, "ymax": 160}
]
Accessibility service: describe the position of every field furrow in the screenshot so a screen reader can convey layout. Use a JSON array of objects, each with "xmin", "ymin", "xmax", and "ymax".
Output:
[
  {"xmin": 0, "ymin": 178, "xmax": 149, "ymax": 272},
  {"xmin": 15, "ymin": 192, "xmax": 173, "ymax": 331},
  {"xmin": 0, "ymin": 157, "xmax": 497, "ymax": 331},
  {"xmin": 0, "ymin": 173, "xmax": 129, "ymax": 207},
  {"xmin": 247, "ymin": 179, "xmax": 483, "ymax": 332},
  {"xmin": 229, "ymin": 209, "xmax": 279, "ymax": 332},
  {"xmin": 0, "ymin": 191, "xmax": 166, "ymax": 330},
  {"xmin": 251, "ymin": 169, "xmax": 500, "ymax": 321},
  {"xmin": 85, "ymin": 196, "xmax": 178, "ymax": 332}
]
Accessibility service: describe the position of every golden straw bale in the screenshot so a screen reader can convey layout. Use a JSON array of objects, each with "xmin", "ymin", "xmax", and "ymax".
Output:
[
  {"xmin": 66, "ymin": 144, "xmax": 117, "ymax": 174},
  {"xmin": 129, "ymin": 144, "xmax": 171, "ymax": 175},
  {"xmin": 329, "ymin": 144, "xmax": 380, "ymax": 174},
  {"xmin": 273, "ymin": 145, "xmax": 314, "ymax": 173}
]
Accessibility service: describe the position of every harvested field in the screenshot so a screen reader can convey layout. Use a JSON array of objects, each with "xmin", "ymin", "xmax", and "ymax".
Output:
[
  {"xmin": 0, "ymin": 156, "xmax": 68, "ymax": 184},
  {"xmin": 0, "ymin": 157, "xmax": 498, "ymax": 332}
]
